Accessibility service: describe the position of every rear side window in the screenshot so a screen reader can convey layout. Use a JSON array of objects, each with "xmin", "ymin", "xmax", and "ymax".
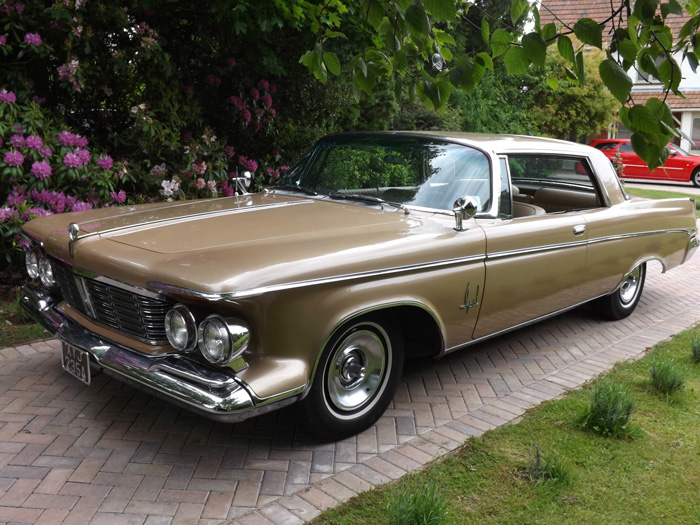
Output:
[
  {"xmin": 618, "ymin": 142, "xmax": 635, "ymax": 152},
  {"xmin": 594, "ymin": 142, "xmax": 619, "ymax": 150},
  {"xmin": 507, "ymin": 154, "xmax": 603, "ymax": 213}
]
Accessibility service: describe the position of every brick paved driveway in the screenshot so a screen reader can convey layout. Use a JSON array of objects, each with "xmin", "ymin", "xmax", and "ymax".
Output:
[{"xmin": 1, "ymin": 249, "xmax": 699, "ymax": 524}]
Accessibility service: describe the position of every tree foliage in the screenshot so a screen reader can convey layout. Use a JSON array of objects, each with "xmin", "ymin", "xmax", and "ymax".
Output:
[{"xmin": 299, "ymin": 0, "xmax": 700, "ymax": 169}]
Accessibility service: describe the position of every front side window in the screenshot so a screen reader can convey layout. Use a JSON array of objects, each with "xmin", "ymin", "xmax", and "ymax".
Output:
[{"xmin": 277, "ymin": 136, "xmax": 492, "ymax": 212}]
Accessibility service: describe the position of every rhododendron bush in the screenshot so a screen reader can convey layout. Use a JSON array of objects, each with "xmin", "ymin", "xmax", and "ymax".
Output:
[{"xmin": 0, "ymin": 0, "xmax": 312, "ymax": 268}]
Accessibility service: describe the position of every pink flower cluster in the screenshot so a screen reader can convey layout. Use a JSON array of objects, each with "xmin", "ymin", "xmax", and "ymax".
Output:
[
  {"xmin": 5, "ymin": 187, "xmax": 94, "ymax": 216},
  {"xmin": 30, "ymin": 161, "xmax": 51, "ymax": 180},
  {"xmin": 24, "ymin": 32, "xmax": 42, "ymax": 46},
  {"xmin": 58, "ymin": 130, "xmax": 88, "ymax": 147},
  {"xmin": 110, "ymin": 190, "xmax": 126, "ymax": 203},
  {"xmin": 227, "ymin": 78, "xmax": 277, "ymax": 132},
  {"xmin": 238, "ymin": 156, "xmax": 258, "ymax": 172},
  {"xmin": 3, "ymin": 150, "xmax": 24, "ymax": 166},
  {"xmin": 0, "ymin": 89, "xmax": 16, "ymax": 104},
  {"xmin": 96, "ymin": 155, "xmax": 114, "ymax": 170},
  {"xmin": 63, "ymin": 148, "xmax": 90, "ymax": 168}
]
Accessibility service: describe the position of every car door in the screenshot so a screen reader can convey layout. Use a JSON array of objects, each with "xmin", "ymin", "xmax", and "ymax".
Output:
[
  {"xmin": 471, "ymin": 154, "xmax": 601, "ymax": 340},
  {"xmin": 618, "ymin": 142, "xmax": 651, "ymax": 178},
  {"xmin": 652, "ymin": 146, "xmax": 690, "ymax": 182}
]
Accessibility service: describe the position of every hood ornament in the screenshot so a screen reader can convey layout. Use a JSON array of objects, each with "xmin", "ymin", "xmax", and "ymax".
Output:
[
  {"xmin": 69, "ymin": 222, "xmax": 80, "ymax": 241},
  {"xmin": 68, "ymin": 223, "xmax": 80, "ymax": 261}
]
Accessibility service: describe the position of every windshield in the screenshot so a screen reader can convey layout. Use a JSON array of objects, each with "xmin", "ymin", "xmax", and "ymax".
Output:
[{"xmin": 276, "ymin": 135, "xmax": 492, "ymax": 212}]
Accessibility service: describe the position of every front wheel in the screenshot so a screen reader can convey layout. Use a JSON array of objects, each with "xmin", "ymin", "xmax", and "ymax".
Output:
[
  {"xmin": 301, "ymin": 314, "xmax": 404, "ymax": 441},
  {"xmin": 593, "ymin": 263, "xmax": 646, "ymax": 320},
  {"xmin": 692, "ymin": 168, "xmax": 700, "ymax": 188}
]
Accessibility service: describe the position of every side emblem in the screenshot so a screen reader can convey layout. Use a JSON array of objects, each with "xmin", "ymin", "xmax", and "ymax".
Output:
[{"xmin": 460, "ymin": 283, "xmax": 480, "ymax": 313}]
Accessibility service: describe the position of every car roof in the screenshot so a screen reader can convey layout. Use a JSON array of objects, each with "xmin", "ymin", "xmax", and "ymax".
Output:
[{"xmin": 322, "ymin": 130, "xmax": 596, "ymax": 156}]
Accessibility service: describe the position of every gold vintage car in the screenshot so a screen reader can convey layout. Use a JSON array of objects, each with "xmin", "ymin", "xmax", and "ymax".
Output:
[{"xmin": 21, "ymin": 132, "xmax": 698, "ymax": 440}]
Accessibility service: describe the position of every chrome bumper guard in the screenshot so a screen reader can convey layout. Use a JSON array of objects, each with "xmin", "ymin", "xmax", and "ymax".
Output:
[{"xmin": 21, "ymin": 284, "xmax": 299, "ymax": 423}]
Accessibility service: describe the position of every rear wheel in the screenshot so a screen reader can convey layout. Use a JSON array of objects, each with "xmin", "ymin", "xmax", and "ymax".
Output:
[
  {"xmin": 593, "ymin": 263, "xmax": 646, "ymax": 320},
  {"xmin": 692, "ymin": 168, "xmax": 700, "ymax": 188},
  {"xmin": 301, "ymin": 314, "xmax": 404, "ymax": 441}
]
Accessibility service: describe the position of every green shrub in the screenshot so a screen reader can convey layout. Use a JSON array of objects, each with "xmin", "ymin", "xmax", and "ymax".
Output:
[
  {"xmin": 578, "ymin": 381, "xmax": 635, "ymax": 438},
  {"xmin": 650, "ymin": 359, "xmax": 685, "ymax": 395},
  {"xmin": 691, "ymin": 335, "xmax": 700, "ymax": 364},
  {"xmin": 522, "ymin": 442, "xmax": 571, "ymax": 487},
  {"xmin": 386, "ymin": 483, "xmax": 447, "ymax": 525}
]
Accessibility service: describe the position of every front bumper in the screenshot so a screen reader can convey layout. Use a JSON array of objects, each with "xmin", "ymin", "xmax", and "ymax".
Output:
[{"xmin": 20, "ymin": 284, "xmax": 300, "ymax": 423}]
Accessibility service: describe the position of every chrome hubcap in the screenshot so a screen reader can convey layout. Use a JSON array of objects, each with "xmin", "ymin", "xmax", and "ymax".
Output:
[
  {"xmin": 327, "ymin": 329, "xmax": 387, "ymax": 412},
  {"xmin": 620, "ymin": 266, "xmax": 642, "ymax": 304}
]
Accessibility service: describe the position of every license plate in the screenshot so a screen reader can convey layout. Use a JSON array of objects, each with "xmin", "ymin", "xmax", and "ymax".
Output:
[{"xmin": 61, "ymin": 342, "xmax": 91, "ymax": 385}]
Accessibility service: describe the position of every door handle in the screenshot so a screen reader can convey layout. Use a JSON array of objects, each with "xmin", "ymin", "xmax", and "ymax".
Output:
[{"xmin": 573, "ymin": 224, "xmax": 586, "ymax": 235}]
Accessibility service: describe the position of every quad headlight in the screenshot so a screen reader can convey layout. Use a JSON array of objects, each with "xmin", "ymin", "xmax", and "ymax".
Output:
[
  {"xmin": 197, "ymin": 315, "xmax": 250, "ymax": 365},
  {"xmin": 164, "ymin": 304, "xmax": 197, "ymax": 351},
  {"xmin": 25, "ymin": 249, "xmax": 40, "ymax": 279},
  {"xmin": 38, "ymin": 256, "xmax": 56, "ymax": 287}
]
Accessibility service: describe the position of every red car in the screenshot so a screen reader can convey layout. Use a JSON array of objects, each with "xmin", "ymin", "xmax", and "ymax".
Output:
[{"xmin": 590, "ymin": 138, "xmax": 700, "ymax": 187}]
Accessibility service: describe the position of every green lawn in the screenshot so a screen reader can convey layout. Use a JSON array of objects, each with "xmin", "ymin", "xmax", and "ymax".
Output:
[
  {"xmin": 312, "ymin": 327, "xmax": 700, "ymax": 525},
  {"xmin": 0, "ymin": 293, "xmax": 49, "ymax": 348}
]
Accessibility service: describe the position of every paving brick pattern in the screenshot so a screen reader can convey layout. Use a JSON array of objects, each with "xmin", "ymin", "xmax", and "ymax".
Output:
[{"xmin": 1, "ymin": 249, "xmax": 699, "ymax": 524}]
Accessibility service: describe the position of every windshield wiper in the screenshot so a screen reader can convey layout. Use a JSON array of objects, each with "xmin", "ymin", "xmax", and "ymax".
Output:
[
  {"xmin": 328, "ymin": 192, "xmax": 409, "ymax": 214},
  {"xmin": 273, "ymin": 184, "xmax": 318, "ymax": 196}
]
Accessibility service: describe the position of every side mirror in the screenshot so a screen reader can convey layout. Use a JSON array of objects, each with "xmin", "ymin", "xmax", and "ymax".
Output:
[
  {"xmin": 232, "ymin": 171, "xmax": 252, "ymax": 194},
  {"xmin": 452, "ymin": 196, "xmax": 478, "ymax": 231}
]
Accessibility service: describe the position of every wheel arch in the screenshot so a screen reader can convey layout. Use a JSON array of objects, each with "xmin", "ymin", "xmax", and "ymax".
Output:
[{"xmin": 303, "ymin": 302, "xmax": 444, "ymax": 396}]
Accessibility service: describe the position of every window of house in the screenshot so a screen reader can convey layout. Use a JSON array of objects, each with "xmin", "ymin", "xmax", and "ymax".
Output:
[{"xmin": 692, "ymin": 118, "xmax": 700, "ymax": 149}]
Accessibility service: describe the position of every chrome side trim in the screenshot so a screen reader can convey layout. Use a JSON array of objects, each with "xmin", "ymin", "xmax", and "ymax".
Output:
[
  {"xmin": 148, "ymin": 254, "xmax": 487, "ymax": 301},
  {"xmin": 70, "ymin": 199, "xmax": 314, "ymax": 244},
  {"xmin": 149, "ymin": 227, "xmax": 696, "ymax": 301},
  {"xmin": 442, "ymin": 294, "xmax": 609, "ymax": 356}
]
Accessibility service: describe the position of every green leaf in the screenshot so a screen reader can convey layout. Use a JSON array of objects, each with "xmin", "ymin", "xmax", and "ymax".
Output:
[
  {"xmin": 658, "ymin": 57, "xmax": 682, "ymax": 92},
  {"xmin": 481, "ymin": 19, "xmax": 490, "ymax": 46},
  {"xmin": 405, "ymin": 4, "xmax": 431, "ymax": 37},
  {"xmin": 362, "ymin": 0, "xmax": 385, "ymax": 30},
  {"xmin": 546, "ymin": 76, "xmax": 559, "ymax": 90},
  {"xmin": 645, "ymin": 98, "xmax": 674, "ymax": 130},
  {"xmin": 510, "ymin": 0, "xmax": 528, "ymax": 25},
  {"xmin": 418, "ymin": 78, "xmax": 452, "ymax": 110},
  {"xmin": 325, "ymin": 29, "xmax": 347, "ymax": 39},
  {"xmin": 661, "ymin": 0, "xmax": 683, "ymax": 18},
  {"xmin": 542, "ymin": 23, "xmax": 557, "ymax": 43},
  {"xmin": 491, "ymin": 29, "xmax": 512, "ymax": 58},
  {"xmin": 323, "ymin": 52, "xmax": 341, "ymax": 76},
  {"xmin": 599, "ymin": 58, "xmax": 632, "ymax": 103},
  {"xmin": 618, "ymin": 38, "xmax": 638, "ymax": 64},
  {"xmin": 557, "ymin": 35, "xmax": 575, "ymax": 64},
  {"xmin": 686, "ymin": 51, "xmax": 699, "ymax": 73},
  {"xmin": 575, "ymin": 51, "xmax": 586, "ymax": 85},
  {"xmin": 475, "ymin": 52, "xmax": 493, "ymax": 70},
  {"xmin": 504, "ymin": 46, "xmax": 529, "ymax": 75},
  {"xmin": 522, "ymin": 32, "xmax": 546, "ymax": 67},
  {"xmin": 638, "ymin": 49, "xmax": 661, "ymax": 81},
  {"xmin": 573, "ymin": 18, "xmax": 603, "ymax": 49},
  {"xmin": 678, "ymin": 18, "xmax": 697, "ymax": 41},
  {"xmin": 631, "ymin": 132, "xmax": 666, "ymax": 171},
  {"xmin": 434, "ymin": 29, "xmax": 456, "ymax": 46},
  {"xmin": 634, "ymin": 0, "xmax": 659, "ymax": 23},
  {"xmin": 424, "ymin": 0, "xmax": 456, "ymax": 20},
  {"xmin": 628, "ymin": 105, "xmax": 660, "ymax": 134}
]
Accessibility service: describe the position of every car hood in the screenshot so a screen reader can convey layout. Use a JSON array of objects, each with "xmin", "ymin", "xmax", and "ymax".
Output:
[{"xmin": 25, "ymin": 192, "xmax": 482, "ymax": 296}]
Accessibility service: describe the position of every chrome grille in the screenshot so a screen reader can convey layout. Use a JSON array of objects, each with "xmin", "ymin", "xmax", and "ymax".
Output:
[{"xmin": 52, "ymin": 259, "xmax": 170, "ymax": 344}]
